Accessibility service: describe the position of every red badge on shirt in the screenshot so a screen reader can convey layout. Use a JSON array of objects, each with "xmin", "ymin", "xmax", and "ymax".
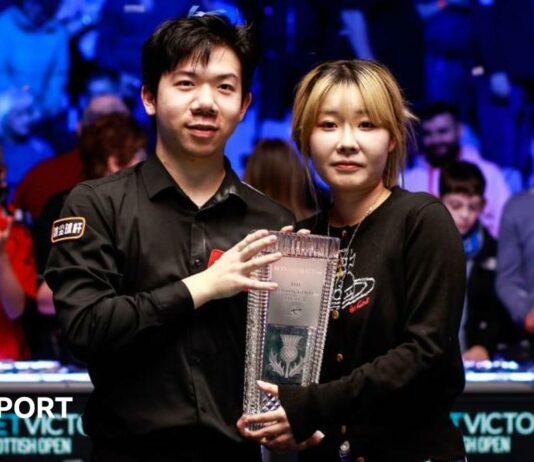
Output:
[{"xmin": 208, "ymin": 249, "xmax": 224, "ymax": 267}]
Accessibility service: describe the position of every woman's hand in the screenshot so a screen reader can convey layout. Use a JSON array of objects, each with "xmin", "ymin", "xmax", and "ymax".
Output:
[
  {"xmin": 237, "ymin": 380, "xmax": 324, "ymax": 451},
  {"xmin": 280, "ymin": 225, "xmax": 311, "ymax": 235}
]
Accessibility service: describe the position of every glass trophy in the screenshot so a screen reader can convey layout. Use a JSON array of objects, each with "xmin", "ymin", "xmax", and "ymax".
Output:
[{"xmin": 243, "ymin": 232, "xmax": 340, "ymax": 427}]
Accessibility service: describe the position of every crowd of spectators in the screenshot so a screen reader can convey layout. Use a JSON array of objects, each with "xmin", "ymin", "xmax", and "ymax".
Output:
[{"xmin": 0, "ymin": 0, "xmax": 532, "ymax": 364}]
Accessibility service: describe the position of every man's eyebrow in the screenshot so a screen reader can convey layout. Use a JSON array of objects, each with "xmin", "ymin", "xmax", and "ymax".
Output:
[
  {"xmin": 170, "ymin": 70, "xmax": 239, "ymax": 82},
  {"xmin": 170, "ymin": 70, "xmax": 197, "ymax": 77},
  {"xmin": 216, "ymin": 73, "xmax": 239, "ymax": 82}
]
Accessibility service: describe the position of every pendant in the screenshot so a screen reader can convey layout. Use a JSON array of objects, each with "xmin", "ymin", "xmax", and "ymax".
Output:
[{"xmin": 335, "ymin": 264, "xmax": 345, "ymax": 281}]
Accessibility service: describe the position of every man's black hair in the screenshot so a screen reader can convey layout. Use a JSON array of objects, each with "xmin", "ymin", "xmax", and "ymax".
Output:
[
  {"xmin": 417, "ymin": 101, "xmax": 461, "ymax": 124},
  {"xmin": 439, "ymin": 160, "xmax": 486, "ymax": 197},
  {"xmin": 142, "ymin": 14, "xmax": 256, "ymax": 102}
]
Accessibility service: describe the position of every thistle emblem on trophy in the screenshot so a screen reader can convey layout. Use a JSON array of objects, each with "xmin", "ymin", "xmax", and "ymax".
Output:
[{"xmin": 268, "ymin": 334, "xmax": 305, "ymax": 379}]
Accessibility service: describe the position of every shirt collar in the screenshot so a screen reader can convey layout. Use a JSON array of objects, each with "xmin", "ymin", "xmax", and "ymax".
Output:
[{"xmin": 141, "ymin": 153, "xmax": 247, "ymax": 208}]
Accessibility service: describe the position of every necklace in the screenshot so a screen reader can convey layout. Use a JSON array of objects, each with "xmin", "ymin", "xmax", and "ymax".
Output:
[{"xmin": 328, "ymin": 188, "xmax": 390, "ymax": 283}]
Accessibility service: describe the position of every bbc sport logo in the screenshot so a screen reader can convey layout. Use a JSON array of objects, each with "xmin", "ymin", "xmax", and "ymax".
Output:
[{"xmin": 0, "ymin": 397, "xmax": 73, "ymax": 418}]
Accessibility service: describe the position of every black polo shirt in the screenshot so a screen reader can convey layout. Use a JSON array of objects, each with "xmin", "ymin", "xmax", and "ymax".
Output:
[{"xmin": 45, "ymin": 154, "xmax": 294, "ymax": 447}]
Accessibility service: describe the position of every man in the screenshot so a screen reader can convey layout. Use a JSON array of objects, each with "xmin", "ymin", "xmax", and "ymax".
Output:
[
  {"xmin": 497, "ymin": 189, "xmax": 534, "ymax": 340},
  {"xmin": 13, "ymin": 94, "xmax": 129, "ymax": 221},
  {"xmin": 45, "ymin": 12, "xmax": 293, "ymax": 462},
  {"xmin": 404, "ymin": 102, "xmax": 510, "ymax": 237}
]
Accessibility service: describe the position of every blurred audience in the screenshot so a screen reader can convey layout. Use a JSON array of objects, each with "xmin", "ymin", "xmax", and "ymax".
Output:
[
  {"xmin": 0, "ymin": 0, "xmax": 532, "ymax": 366},
  {"xmin": 0, "ymin": 144, "xmax": 36, "ymax": 360},
  {"xmin": 404, "ymin": 102, "xmax": 511, "ymax": 237},
  {"xmin": 0, "ymin": 87, "xmax": 54, "ymax": 200},
  {"xmin": 497, "ymin": 188, "xmax": 534, "ymax": 343},
  {"xmin": 27, "ymin": 112, "xmax": 146, "ymax": 362},
  {"xmin": 416, "ymin": 0, "xmax": 473, "ymax": 121},
  {"xmin": 96, "ymin": 0, "xmax": 188, "ymax": 108},
  {"xmin": 0, "ymin": 0, "xmax": 69, "ymax": 118},
  {"xmin": 243, "ymin": 139, "xmax": 316, "ymax": 221},
  {"xmin": 439, "ymin": 161, "xmax": 518, "ymax": 361},
  {"xmin": 13, "ymin": 93, "xmax": 129, "ymax": 222},
  {"xmin": 472, "ymin": 0, "xmax": 534, "ymax": 171},
  {"xmin": 341, "ymin": 0, "xmax": 424, "ymax": 104}
]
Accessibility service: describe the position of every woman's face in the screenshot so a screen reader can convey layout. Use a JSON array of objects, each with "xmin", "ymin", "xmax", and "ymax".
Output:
[{"xmin": 309, "ymin": 84, "xmax": 394, "ymax": 193}]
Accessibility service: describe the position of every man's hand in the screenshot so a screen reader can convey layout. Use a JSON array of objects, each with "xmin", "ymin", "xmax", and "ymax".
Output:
[
  {"xmin": 183, "ymin": 230, "xmax": 282, "ymax": 308},
  {"xmin": 236, "ymin": 380, "xmax": 324, "ymax": 451}
]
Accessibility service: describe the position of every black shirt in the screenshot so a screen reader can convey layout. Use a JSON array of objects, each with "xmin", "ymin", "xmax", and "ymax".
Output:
[
  {"xmin": 45, "ymin": 154, "xmax": 294, "ymax": 447},
  {"xmin": 280, "ymin": 188, "xmax": 465, "ymax": 461}
]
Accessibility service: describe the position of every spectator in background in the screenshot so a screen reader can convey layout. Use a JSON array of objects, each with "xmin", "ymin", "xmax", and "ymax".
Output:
[
  {"xmin": 243, "ymin": 139, "xmax": 316, "ymax": 221},
  {"xmin": 439, "ymin": 161, "xmax": 518, "ymax": 361},
  {"xmin": 0, "ymin": 87, "xmax": 54, "ymax": 199},
  {"xmin": 76, "ymin": 68, "xmax": 121, "ymax": 111},
  {"xmin": 0, "ymin": 144, "xmax": 36, "ymax": 360},
  {"xmin": 497, "ymin": 189, "xmax": 534, "ymax": 343},
  {"xmin": 60, "ymin": 68, "xmax": 123, "ymax": 153},
  {"xmin": 96, "ymin": 0, "xmax": 188, "ymax": 107},
  {"xmin": 28, "ymin": 112, "xmax": 147, "ymax": 362},
  {"xmin": 415, "ymin": 0, "xmax": 473, "ymax": 121},
  {"xmin": 472, "ymin": 0, "xmax": 533, "ymax": 172},
  {"xmin": 13, "ymin": 94, "xmax": 129, "ymax": 222},
  {"xmin": 340, "ymin": 0, "xmax": 424, "ymax": 104},
  {"xmin": 404, "ymin": 101, "xmax": 511, "ymax": 237},
  {"xmin": 0, "ymin": 0, "xmax": 68, "ymax": 118}
]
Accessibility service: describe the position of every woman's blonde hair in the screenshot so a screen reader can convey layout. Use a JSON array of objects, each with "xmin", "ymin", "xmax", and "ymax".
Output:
[{"xmin": 292, "ymin": 60, "xmax": 416, "ymax": 188}]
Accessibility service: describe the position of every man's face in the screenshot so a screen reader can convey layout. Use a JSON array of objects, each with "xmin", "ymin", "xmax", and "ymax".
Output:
[
  {"xmin": 442, "ymin": 193, "xmax": 485, "ymax": 236},
  {"xmin": 421, "ymin": 113, "xmax": 460, "ymax": 167},
  {"xmin": 142, "ymin": 46, "xmax": 251, "ymax": 161}
]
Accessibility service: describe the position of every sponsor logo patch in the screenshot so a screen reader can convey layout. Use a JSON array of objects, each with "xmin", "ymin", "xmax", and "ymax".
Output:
[{"xmin": 51, "ymin": 217, "xmax": 86, "ymax": 243}]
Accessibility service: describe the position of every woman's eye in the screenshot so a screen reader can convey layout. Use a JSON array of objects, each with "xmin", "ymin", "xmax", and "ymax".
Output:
[
  {"xmin": 319, "ymin": 121, "xmax": 336, "ymax": 129},
  {"xmin": 359, "ymin": 120, "xmax": 376, "ymax": 129}
]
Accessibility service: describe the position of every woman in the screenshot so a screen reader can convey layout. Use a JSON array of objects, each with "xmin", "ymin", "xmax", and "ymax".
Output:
[
  {"xmin": 243, "ymin": 138, "xmax": 316, "ymax": 222},
  {"xmin": 238, "ymin": 60, "xmax": 466, "ymax": 461}
]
